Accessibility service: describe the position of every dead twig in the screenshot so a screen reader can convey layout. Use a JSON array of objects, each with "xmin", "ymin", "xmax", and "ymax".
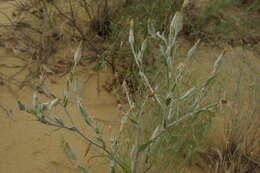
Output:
[{"xmin": 0, "ymin": 104, "xmax": 15, "ymax": 120}]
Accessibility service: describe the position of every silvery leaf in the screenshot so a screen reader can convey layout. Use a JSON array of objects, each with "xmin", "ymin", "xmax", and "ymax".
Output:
[
  {"xmin": 77, "ymin": 99, "xmax": 92, "ymax": 127},
  {"xmin": 187, "ymin": 39, "xmax": 200, "ymax": 61},
  {"xmin": 170, "ymin": 11, "xmax": 183, "ymax": 35},
  {"xmin": 74, "ymin": 41, "xmax": 83, "ymax": 64},
  {"xmin": 47, "ymin": 98, "xmax": 59, "ymax": 110}
]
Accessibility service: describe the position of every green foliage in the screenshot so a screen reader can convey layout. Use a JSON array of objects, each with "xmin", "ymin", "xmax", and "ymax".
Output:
[{"xmin": 119, "ymin": 11, "xmax": 226, "ymax": 172}]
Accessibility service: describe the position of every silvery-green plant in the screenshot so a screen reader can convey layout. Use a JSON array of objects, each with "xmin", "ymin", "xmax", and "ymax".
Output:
[
  {"xmin": 17, "ymin": 10, "xmax": 226, "ymax": 173},
  {"xmin": 123, "ymin": 10, "xmax": 226, "ymax": 172},
  {"xmin": 17, "ymin": 41, "xmax": 130, "ymax": 173}
]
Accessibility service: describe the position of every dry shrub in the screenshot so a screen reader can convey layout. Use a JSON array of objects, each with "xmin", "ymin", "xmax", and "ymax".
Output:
[{"xmin": 0, "ymin": 0, "xmax": 125, "ymax": 89}]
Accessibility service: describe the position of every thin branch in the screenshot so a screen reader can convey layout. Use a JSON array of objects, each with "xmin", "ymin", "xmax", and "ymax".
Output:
[{"xmin": 0, "ymin": 104, "xmax": 15, "ymax": 120}]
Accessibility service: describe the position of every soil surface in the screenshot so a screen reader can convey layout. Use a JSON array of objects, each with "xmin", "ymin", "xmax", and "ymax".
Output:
[
  {"xmin": 0, "ymin": 2, "xmax": 120, "ymax": 173},
  {"xmin": 0, "ymin": 1, "xmax": 259, "ymax": 173},
  {"xmin": 0, "ymin": 66, "xmax": 120, "ymax": 173}
]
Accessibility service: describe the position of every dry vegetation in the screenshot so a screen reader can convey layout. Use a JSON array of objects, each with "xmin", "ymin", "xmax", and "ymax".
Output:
[
  {"xmin": 188, "ymin": 46, "xmax": 260, "ymax": 173},
  {"xmin": 0, "ymin": 0, "xmax": 123, "ymax": 90},
  {"xmin": 0, "ymin": 0, "xmax": 259, "ymax": 173}
]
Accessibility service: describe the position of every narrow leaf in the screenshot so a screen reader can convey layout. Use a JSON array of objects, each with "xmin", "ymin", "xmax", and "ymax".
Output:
[
  {"xmin": 74, "ymin": 41, "xmax": 83, "ymax": 64},
  {"xmin": 150, "ymin": 126, "xmax": 160, "ymax": 141},
  {"xmin": 129, "ymin": 19, "xmax": 135, "ymax": 45},
  {"xmin": 187, "ymin": 39, "xmax": 200, "ymax": 61},
  {"xmin": 64, "ymin": 142, "xmax": 77, "ymax": 161},
  {"xmin": 180, "ymin": 87, "xmax": 196, "ymax": 100},
  {"xmin": 77, "ymin": 100, "xmax": 92, "ymax": 126},
  {"xmin": 47, "ymin": 98, "xmax": 59, "ymax": 110},
  {"xmin": 204, "ymin": 75, "xmax": 216, "ymax": 87},
  {"xmin": 212, "ymin": 49, "xmax": 225, "ymax": 74},
  {"xmin": 63, "ymin": 81, "xmax": 70, "ymax": 107}
]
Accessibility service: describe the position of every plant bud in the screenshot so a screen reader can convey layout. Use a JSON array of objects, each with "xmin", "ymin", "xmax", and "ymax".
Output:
[{"xmin": 170, "ymin": 11, "xmax": 183, "ymax": 35}]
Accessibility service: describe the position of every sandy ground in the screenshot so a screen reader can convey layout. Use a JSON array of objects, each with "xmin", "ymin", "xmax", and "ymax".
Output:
[
  {"xmin": 0, "ymin": 61, "xmax": 121, "ymax": 173},
  {"xmin": 0, "ymin": 1, "xmax": 121, "ymax": 173},
  {"xmin": 0, "ymin": 1, "xmax": 259, "ymax": 173},
  {"xmin": 0, "ymin": 62, "xmax": 120, "ymax": 173}
]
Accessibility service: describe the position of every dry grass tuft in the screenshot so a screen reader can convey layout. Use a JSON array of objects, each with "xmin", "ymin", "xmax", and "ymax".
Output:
[{"xmin": 189, "ymin": 47, "xmax": 260, "ymax": 173}]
